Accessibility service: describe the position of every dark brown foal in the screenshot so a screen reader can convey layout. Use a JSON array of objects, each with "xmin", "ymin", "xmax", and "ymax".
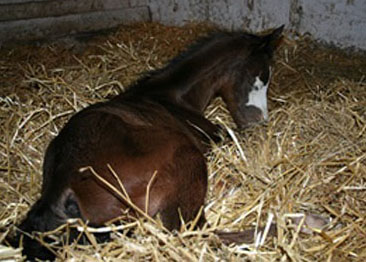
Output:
[{"xmin": 13, "ymin": 25, "xmax": 284, "ymax": 261}]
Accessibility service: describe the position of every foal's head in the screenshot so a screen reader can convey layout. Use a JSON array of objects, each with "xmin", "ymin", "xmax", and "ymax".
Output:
[
  {"xmin": 125, "ymin": 26, "xmax": 283, "ymax": 129},
  {"xmin": 217, "ymin": 26, "xmax": 284, "ymax": 128}
]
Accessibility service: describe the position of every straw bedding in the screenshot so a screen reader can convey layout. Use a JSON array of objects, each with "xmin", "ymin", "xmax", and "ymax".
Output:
[{"xmin": 0, "ymin": 23, "xmax": 365, "ymax": 261}]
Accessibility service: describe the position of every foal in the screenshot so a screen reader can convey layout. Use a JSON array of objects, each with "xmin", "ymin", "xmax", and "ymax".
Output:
[{"xmin": 14, "ymin": 25, "xmax": 283, "ymax": 260}]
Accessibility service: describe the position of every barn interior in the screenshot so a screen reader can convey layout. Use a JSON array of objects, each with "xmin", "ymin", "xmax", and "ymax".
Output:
[{"xmin": 0, "ymin": 1, "xmax": 366, "ymax": 261}]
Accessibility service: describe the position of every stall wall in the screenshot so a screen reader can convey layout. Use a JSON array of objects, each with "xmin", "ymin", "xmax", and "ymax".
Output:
[
  {"xmin": 149, "ymin": 0, "xmax": 366, "ymax": 50},
  {"xmin": 0, "ymin": 0, "xmax": 365, "ymax": 50}
]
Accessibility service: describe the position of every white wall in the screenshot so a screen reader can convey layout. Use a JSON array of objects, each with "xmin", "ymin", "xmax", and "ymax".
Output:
[
  {"xmin": 1, "ymin": 0, "xmax": 365, "ymax": 51},
  {"xmin": 296, "ymin": 0, "xmax": 366, "ymax": 50},
  {"xmin": 149, "ymin": 0, "xmax": 366, "ymax": 51}
]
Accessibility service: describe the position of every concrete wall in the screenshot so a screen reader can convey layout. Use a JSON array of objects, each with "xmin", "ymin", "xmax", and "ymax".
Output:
[
  {"xmin": 295, "ymin": 0, "xmax": 366, "ymax": 50},
  {"xmin": 148, "ymin": 0, "xmax": 366, "ymax": 51},
  {"xmin": 0, "ymin": 0, "xmax": 150, "ymax": 43},
  {"xmin": 148, "ymin": 0, "xmax": 290, "ymax": 31},
  {"xmin": 1, "ymin": 0, "xmax": 365, "ymax": 51}
]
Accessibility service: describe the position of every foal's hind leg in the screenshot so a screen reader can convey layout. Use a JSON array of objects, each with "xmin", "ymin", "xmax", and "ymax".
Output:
[{"xmin": 158, "ymin": 145, "xmax": 208, "ymax": 231}]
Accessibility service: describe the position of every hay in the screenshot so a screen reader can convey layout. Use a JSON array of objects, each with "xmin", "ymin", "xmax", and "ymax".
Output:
[{"xmin": 0, "ymin": 22, "xmax": 365, "ymax": 261}]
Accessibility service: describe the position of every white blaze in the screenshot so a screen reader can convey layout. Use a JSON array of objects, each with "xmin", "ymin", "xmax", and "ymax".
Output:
[{"xmin": 246, "ymin": 76, "xmax": 269, "ymax": 120}]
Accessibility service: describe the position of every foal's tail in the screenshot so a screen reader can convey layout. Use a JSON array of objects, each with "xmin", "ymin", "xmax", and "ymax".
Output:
[
  {"xmin": 12, "ymin": 199, "xmax": 66, "ymax": 260},
  {"xmin": 10, "ymin": 139, "xmax": 81, "ymax": 261}
]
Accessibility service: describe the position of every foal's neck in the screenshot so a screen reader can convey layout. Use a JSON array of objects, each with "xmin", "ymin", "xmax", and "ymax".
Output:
[
  {"xmin": 173, "ymin": 65, "xmax": 223, "ymax": 113},
  {"xmin": 140, "ymin": 57, "xmax": 225, "ymax": 113},
  {"xmin": 123, "ymin": 35, "xmax": 234, "ymax": 113}
]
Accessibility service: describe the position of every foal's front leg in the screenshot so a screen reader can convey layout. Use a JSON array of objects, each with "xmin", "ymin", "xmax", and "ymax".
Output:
[
  {"xmin": 164, "ymin": 102, "xmax": 224, "ymax": 143},
  {"xmin": 180, "ymin": 110, "xmax": 224, "ymax": 143}
]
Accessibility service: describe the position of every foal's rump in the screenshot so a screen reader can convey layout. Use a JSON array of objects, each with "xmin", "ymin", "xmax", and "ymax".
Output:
[
  {"xmin": 69, "ymin": 125, "xmax": 207, "ymax": 227},
  {"xmin": 42, "ymin": 100, "xmax": 207, "ymax": 226}
]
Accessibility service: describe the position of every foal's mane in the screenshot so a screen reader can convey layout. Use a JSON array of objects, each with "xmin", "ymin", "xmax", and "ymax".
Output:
[{"xmin": 124, "ymin": 30, "xmax": 262, "ymax": 96}]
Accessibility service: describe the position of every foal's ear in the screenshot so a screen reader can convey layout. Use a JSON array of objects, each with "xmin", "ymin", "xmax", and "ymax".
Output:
[
  {"xmin": 270, "ymin": 25, "xmax": 285, "ymax": 41},
  {"xmin": 261, "ymin": 25, "xmax": 285, "ymax": 53}
]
